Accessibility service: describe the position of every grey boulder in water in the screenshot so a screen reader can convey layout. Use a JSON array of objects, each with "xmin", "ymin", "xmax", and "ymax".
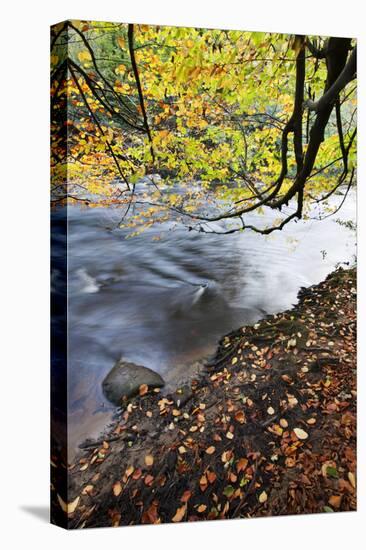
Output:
[{"xmin": 102, "ymin": 360, "xmax": 165, "ymax": 405}]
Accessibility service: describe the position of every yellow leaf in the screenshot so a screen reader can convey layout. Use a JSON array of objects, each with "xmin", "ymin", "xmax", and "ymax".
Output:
[
  {"xmin": 259, "ymin": 491, "xmax": 268, "ymax": 503},
  {"xmin": 125, "ymin": 465, "xmax": 134, "ymax": 478},
  {"xmin": 117, "ymin": 37, "xmax": 125, "ymax": 49},
  {"xmin": 145, "ymin": 454, "xmax": 154, "ymax": 466},
  {"xmin": 348, "ymin": 471, "xmax": 356, "ymax": 488},
  {"xmin": 115, "ymin": 64, "xmax": 127, "ymax": 75},
  {"xmin": 77, "ymin": 50, "xmax": 92, "ymax": 63},
  {"xmin": 268, "ymin": 424, "xmax": 283, "ymax": 436}
]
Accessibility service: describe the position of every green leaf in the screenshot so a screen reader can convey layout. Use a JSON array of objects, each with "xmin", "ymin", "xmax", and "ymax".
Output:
[
  {"xmin": 326, "ymin": 466, "xmax": 339, "ymax": 479},
  {"xmin": 223, "ymin": 485, "xmax": 235, "ymax": 497}
]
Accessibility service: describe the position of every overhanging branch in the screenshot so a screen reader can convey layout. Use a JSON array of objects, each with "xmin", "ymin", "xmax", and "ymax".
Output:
[{"xmin": 304, "ymin": 46, "xmax": 356, "ymax": 113}]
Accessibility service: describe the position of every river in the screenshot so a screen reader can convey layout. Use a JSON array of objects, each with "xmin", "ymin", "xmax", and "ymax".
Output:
[{"xmin": 51, "ymin": 185, "xmax": 356, "ymax": 456}]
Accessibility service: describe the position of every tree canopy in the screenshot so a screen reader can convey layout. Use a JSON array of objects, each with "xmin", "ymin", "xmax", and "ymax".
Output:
[{"xmin": 51, "ymin": 21, "xmax": 357, "ymax": 235}]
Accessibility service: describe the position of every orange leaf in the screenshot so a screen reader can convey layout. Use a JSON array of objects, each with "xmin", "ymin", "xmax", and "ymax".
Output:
[
  {"xmin": 207, "ymin": 471, "xmax": 217, "ymax": 484},
  {"xmin": 328, "ymin": 495, "xmax": 342, "ymax": 508},
  {"xmin": 205, "ymin": 446, "xmax": 216, "ymax": 455},
  {"xmin": 132, "ymin": 468, "xmax": 142, "ymax": 480},
  {"xmin": 144, "ymin": 474, "xmax": 154, "ymax": 486},
  {"xmin": 172, "ymin": 504, "xmax": 187, "ymax": 522},
  {"xmin": 113, "ymin": 481, "xmax": 122, "ymax": 497},
  {"xmin": 236, "ymin": 458, "xmax": 248, "ymax": 473},
  {"xmin": 139, "ymin": 384, "xmax": 148, "ymax": 396},
  {"xmin": 234, "ymin": 411, "xmax": 246, "ymax": 424},
  {"xmin": 199, "ymin": 475, "xmax": 208, "ymax": 491},
  {"xmin": 181, "ymin": 490, "xmax": 192, "ymax": 503}
]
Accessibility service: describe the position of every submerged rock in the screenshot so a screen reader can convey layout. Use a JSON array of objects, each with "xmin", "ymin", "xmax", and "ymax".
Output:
[{"xmin": 102, "ymin": 360, "xmax": 165, "ymax": 405}]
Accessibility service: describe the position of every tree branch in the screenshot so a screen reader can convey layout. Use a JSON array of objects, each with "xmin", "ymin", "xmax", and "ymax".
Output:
[
  {"xmin": 304, "ymin": 46, "xmax": 356, "ymax": 113},
  {"xmin": 128, "ymin": 24, "xmax": 155, "ymax": 163}
]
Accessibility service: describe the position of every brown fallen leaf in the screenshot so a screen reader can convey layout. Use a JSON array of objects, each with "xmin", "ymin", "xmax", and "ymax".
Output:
[
  {"xmin": 132, "ymin": 468, "xmax": 142, "ymax": 480},
  {"xmin": 199, "ymin": 474, "xmax": 208, "ymax": 491},
  {"xmin": 268, "ymin": 424, "xmax": 283, "ymax": 436},
  {"xmin": 110, "ymin": 511, "xmax": 121, "ymax": 527},
  {"xmin": 328, "ymin": 495, "xmax": 342, "ymax": 508},
  {"xmin": 221, "ymin": 450, "xmax": 233, "ymax": 463},
  {"xmin": 236, "ymin": 458, "xmax": 248, "ymax": 473},
  {"xmin": 180, "ymin": 490, "xmax": 192, "ymax": 503},
  {"xmin": 285, "ymin": 456, "xmax": 296, "ymax": 468},
  {"xmin": 139, "ymin": 384, "xmax": 148, "ymax": 396},
  {"xmin": 125, "ymin": 465, "xmax": 134, "ymax": 478},
  {"xmin": 234, "ymin": 410, "xmax": 246, "ymax": 424},
  {"xmin": 293, "ymin": 427, "xmax": 309, "ymax": 440},
  {"xmin": 57, "ymin": 494, "xmax": 80, "ymax": 515},
  {"xmin": 259, "ymin": 491, "xmax": 268, "ymax": 503},
  {"xmin": 144, "ymin": 454, "xmax": 154, "ymax": 466},
  {"xmin": 142, "ymin": 500, "xmax": 159, "ymax": 524},
  {"xmin": 172, "ymin": 503, "xmax": 187, "ymax": 522},
  {"xmin": 348, "ymin": 471, "xmax": 356, "ymax": 488},
  {"xmin": 207, "ymin": 471, "xmax": 217, "ymax": 484},
  {"xmin": 144, "ymin": 474, "xmax": 154, "ymax": 486},
  {"xmin": 113, "ymin": 481, "xmax": 122, "ymax": 497},
  {"xmin": 81, "ymin": 484, "xmax": 94, "ymax": 495},
  {"xmin": 206, "ymin": 445, "xmax": 216, "ymax": 455}
]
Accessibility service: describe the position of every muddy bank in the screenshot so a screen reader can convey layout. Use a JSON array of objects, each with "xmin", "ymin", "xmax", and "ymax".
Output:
[{"xmin": 52, "ymin": 267, "xmax": 356, "ymax": 528}]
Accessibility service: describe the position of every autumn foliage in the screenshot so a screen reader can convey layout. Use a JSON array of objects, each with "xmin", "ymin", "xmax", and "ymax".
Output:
[{"xmin": 51, "ymin": 21, "xmax": 356, "ymax": 235}]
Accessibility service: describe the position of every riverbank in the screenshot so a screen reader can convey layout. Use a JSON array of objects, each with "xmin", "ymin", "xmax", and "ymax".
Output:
[{"xmin": 59, "ymin": 267, "xmax": 356, "ymax": 528}]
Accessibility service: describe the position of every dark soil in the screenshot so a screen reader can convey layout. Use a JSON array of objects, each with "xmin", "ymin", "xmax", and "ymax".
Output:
[{"xmin": 52, "ymin": 267, "xmax": 356, "ymax": 528}]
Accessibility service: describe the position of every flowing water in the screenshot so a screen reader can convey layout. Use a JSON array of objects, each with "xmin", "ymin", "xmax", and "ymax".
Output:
[{"xmin": 51, "ymin": 187, "xmax": 356, "ymax": 455}]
